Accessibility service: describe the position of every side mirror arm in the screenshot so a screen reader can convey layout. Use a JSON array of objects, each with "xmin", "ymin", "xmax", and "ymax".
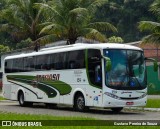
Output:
[
  {"xmin": 144, "ymin": 57, "xmax": 156, "ymax": 62},
  {"xmin": 102, "ymin": 56, "xmax": 112, "ymax": 71}
]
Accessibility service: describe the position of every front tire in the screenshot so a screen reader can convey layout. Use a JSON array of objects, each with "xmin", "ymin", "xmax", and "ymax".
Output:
[
  {"xmin": 111, "ymin": 107, "xmax": 123, "ymax": 113},
  {"xmin": 18, "ymin": 92, "xmax": 33, "ymax": 107},
  {"xmin": 74, "ymin": 94, "xmax": 86, "ymax": 112},
  {"xmin": 18, "ymin": 91, "xmax": 27, "ymax": 107}
]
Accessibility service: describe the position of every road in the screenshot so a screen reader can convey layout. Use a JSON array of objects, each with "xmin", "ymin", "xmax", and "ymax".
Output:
[{"xmin": 0, "ymin": 101, "xmax": 160, "ymax": 120}]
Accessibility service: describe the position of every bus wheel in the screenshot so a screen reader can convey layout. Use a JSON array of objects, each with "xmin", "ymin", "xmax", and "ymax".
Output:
[
  {"xmin": 74, "ymin": 94, "xmax": 85, "ymax": 112},
  {"xmin": 18, "ymin": 91, "xmax": 27, "ymax": 107},
  {"xmin": 111, "ymin": 107, "xmax": 123, "ymax": 113}
]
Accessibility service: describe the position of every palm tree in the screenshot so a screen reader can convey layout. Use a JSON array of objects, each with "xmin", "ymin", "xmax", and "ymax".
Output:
[
  {"xmin": 138, "ymin": 0, "xmax": 160, "ymax": 46},
  {"xmin": 138, "ymin": 0, "xmax": 160, "ymax": 59},
  {"xmin": 36, "ymin": 0, "xmax": 117, "ymax": 44},
  {"xmin": 0, "ymin": 0, "xmax": 45, "ymax": 43}
]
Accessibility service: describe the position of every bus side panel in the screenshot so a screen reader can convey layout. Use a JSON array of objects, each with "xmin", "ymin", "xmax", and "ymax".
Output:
[
  {"xmin": 3, "ymin": 75, "xmax": 12, "ymax": 99},
  {"xmin": 3, "ymin": 84, "xmax": 11, "ymax": 99},
  {"xmin": 62, "ymin": 69, "xmax": 87, "ymax": 105}
]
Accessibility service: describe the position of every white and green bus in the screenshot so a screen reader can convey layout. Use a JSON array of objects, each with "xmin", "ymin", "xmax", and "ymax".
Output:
[{"xmin": 2, "ymin": 43, "xmax": 159, "ymax": 112}]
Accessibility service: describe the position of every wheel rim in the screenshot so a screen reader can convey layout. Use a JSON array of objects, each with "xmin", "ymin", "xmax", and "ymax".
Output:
[{"xmin": 77, "ymin": 96, "xmax": 84, "ymax": 110}]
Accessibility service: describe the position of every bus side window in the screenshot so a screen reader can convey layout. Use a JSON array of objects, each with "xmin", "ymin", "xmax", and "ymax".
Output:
[
  {"xmin": 12, "ymin": 58, "xmax": 23, "ymax": 72},
  {"xmin": 87, "ymin": 49, "xmax": 102, "ymax": 88},
  {"xmin": 5, "ymin": 60, "xmax": 13, "ymax": 73},
  {"xmin": 24, "ymin": 56, "xmax": 36, "ymax": 71},
  {"xmin": 35, "ymin": 55, "xmax": 50, "ymax": 71},
  {"xmin": 50, "ymin": 52, "xmax": 67, "ymax": 70},
  {"xmin": 67, "ymin": 50, "xmax": 85, "ymax": 69}
]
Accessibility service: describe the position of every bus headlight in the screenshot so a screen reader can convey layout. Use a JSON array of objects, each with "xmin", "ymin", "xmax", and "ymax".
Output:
[
  {"xmin": 138, "ymin": 93, "xmax": 147, "ymax": 99},
  {"xmin": 104, "ymin": 92, "xmax": 121, "ymax": 100}
]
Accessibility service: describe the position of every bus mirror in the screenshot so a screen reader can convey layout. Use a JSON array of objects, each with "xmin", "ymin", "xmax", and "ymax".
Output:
[
  {"xmin": 153, "ymin": 60, "xmax": 158, "ymax": 72},
  {"xmin": 102, "ymin": 56, "xmax": 112, "ymax": 71}
]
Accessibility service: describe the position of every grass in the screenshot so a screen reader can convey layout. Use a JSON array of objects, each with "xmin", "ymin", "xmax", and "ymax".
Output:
[
  {"xmin": 0, "ymin": 96, "xmax": 5, "ymax": 100},
  {"xmin": 146, "ymin": 99, "xmax": 160, "ymax": 108},
  {"xmin": 0, "ymin": 112, "xmax": 158, "ymax": 129},
  {"xmin": 0, "ymin": 111, "xmax": 94, "ymax": 120}
]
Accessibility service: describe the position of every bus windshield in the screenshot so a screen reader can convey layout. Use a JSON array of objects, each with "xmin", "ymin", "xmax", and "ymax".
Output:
[{"xmin": 104, "ymin": 49, "xmax": 146, "ymax": 90}]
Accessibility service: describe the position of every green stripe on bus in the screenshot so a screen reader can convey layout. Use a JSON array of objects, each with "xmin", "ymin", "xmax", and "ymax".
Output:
[
  {"xmin": 7, "ymin": 75, "xmax": 57, "ymax": 98},
  {"xmin": 7, "ymin": 75, "xmax": 72, "ymax": 96}
]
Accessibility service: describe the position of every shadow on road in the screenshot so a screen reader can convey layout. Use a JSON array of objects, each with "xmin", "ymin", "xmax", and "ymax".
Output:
[{"xmin": 7, "ymin": 102, "xmax": 142, "ymax": 115}]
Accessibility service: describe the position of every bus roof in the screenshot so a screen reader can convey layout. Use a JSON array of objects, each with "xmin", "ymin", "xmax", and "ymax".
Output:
[{"xmin": 4, "ymin": 43, "xmax": 142, "ymax": 60}]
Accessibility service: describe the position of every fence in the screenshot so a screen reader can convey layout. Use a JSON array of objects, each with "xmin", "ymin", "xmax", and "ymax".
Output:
[{"xmin": 143, "ymin": 49, "xmax": 160, "ymax": 95}]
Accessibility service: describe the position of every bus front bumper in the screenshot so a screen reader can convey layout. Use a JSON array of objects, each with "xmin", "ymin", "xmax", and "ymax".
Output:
[{"xmin": 103, "ymin": 96, "xmax": 147, "ymax": 108}]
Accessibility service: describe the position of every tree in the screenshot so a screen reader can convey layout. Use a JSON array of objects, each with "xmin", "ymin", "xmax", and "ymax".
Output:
[
  {"xmin": 96, "ymin": 0, "xmax": 155, "ymax": 42},
  {"xmin": 37, "ymin": 0, "xmax": 117, "ymax": 44},
  {"xmin": 0, "ymin": 45, "xmax": 10, "ymax": 53},
  {"xmin": 16, "ymin": 38, "xmax": 32, "ymax": 49},
  {"xmin": 138, "ymin": 0, "xmax": 160, "ymax": 46},
  {"xmin": 0, "ymin": 0, "xmax": 45, "ymax": 45},
  {"xmin": 108, "ymin": 36, "xmax": 124, "ymax": 43}
]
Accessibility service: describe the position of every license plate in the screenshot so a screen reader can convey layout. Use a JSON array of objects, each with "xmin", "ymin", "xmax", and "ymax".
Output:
[{"xmin": 126, "ymin": 102, "xmax": 134, "ymax": 105}]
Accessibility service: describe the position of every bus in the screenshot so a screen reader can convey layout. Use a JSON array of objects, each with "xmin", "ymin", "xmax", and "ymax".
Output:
[
  {"xmin": 0, "ymin": 72, "xmax": 2, "ymax": 90},
  {"xmin": 2, "ymin": 43, "xmax": 159, "ymax": 112}
]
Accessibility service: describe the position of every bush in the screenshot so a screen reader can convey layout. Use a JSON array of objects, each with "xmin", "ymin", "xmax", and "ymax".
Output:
[{"xmin": 0, "ymin": 45, "xmax": 10, "ymax": 53}]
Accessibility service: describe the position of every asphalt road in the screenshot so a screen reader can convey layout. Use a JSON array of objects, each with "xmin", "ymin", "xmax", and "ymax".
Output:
[{"xmin": 0, "ymin": 101, "xmax": 160, "ymax": 120}]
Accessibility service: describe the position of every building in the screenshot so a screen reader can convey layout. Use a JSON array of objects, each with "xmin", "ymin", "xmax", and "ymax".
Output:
[{"xmin": 127, "ymin": 41, "xmax": 160, "ymax": 62}]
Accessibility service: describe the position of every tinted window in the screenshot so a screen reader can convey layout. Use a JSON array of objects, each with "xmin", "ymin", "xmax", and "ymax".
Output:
[
  {"xmin": 50, "ymin": 52, "xmax": 67, "ymax": 70},
  {"xmin": 5, "ymin": 59, "xmax": 13, "ymax": 73},
  {"xmin": 24, "ymin": 56, "xmax": 36, "ymax": 72},
  {"xmin": 67, "ymin": 50, "xmax": 85, "ymax": 69},
  {"xmin": 35, "ymin": 55, "xmax": 50, "ymax": 70},
  {"xmin": 12, "ymin": 58, "xmax": 24, "ymax": 72},
  {"xmin": 5, "ymin": 50, "xmax": 85, "ymax": 73}
]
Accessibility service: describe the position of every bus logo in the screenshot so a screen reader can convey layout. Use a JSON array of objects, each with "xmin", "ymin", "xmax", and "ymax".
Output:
[{"xmin": 36, "ymin": 74, "xmax": 60, "ymax": 81}]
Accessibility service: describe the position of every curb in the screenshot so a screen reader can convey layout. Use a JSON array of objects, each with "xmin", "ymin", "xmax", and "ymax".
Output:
[
  {"xmin": 125, "ymin": 107, "xmax": 160, "ymax": 112},
  {"xmin": 0, "ymin": 100, "xmax": 17, "ymax": 103}
]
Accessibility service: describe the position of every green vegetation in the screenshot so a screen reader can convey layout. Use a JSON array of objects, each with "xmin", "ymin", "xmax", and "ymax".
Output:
[
  {"xmin": 0, "ymin": 112, "xmax": 159, "ymax": 129},
  {"xmin": 0, "ymin": 0, "xmax": 159, "ymax": 50},
  {"xmin": 139, "ymin": 0, "xmax": 160, "ymax": 47},
  {"xmin": 0, "ymin": 112, "xmax": 94, "ymax": 120},
  {"xmin": 35, "ymin": 0, "xmax": 117, "ymax": 44},
  {"xmin": 0, "ymin": 0, "xmax": 45, "ymax": 47},
  {"xmin": 0, "ymin": 44, "xmax": 10, "ymax": 53},
  {"xmin": 96, "ymin": 0, "xmax": 156, "ymax": 42},
  {"xmin": 0, "ymin": 96, "xmax": 5, "ymax": 100},
  {"xmin": 108, "ymin": 36, "xmax": 124, "ymax": 43},
  {"xmin": 146, "ymin": 99, "xmax": 160, "ymax": 108},
  {"xmin": 0, "ymin": 0, "xmax": 117, "ymax": 48}
]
